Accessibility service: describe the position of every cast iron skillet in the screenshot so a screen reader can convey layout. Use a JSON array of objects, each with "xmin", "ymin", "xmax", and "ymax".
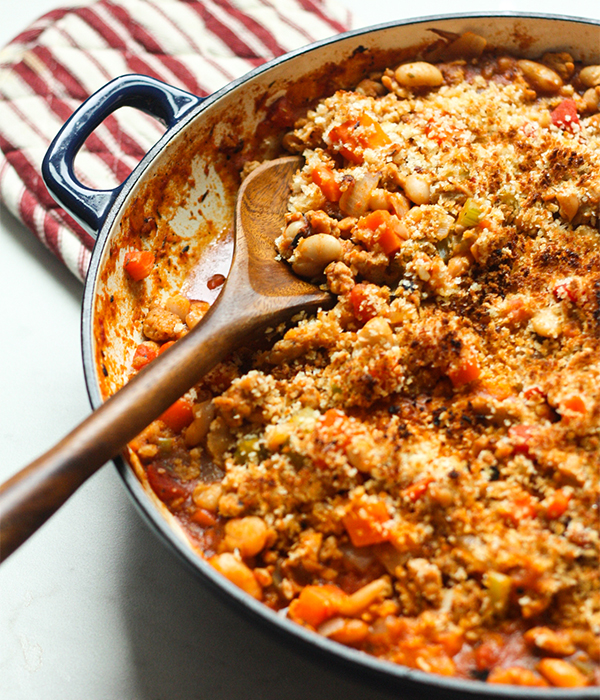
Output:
[{"xmin": 42, "ymin": 13, "xmax": 600, "ymax": 698}]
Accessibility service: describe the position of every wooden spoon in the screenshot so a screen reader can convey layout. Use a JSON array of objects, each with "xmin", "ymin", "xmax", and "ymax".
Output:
[{"xmin": 0, "ymin": 155, "xmax": 332, "ymax": 562}]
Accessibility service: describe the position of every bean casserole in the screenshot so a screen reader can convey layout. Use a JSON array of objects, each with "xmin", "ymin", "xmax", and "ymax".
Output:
[{"xmin": 125, "ymin": 33, "xmax": 600, "ymax": 687}]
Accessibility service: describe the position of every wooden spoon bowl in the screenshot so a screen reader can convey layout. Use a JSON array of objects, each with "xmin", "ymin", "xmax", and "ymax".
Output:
[{"xmin": 0, "ymin": 155, "xmax": 333, "ymax": 562}]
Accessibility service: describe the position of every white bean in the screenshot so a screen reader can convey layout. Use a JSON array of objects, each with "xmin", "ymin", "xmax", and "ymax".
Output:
[
  {"xmin": 291, "ymin": 234, "xmax": 342, "ymax": 278},
  {"xmin": 278, "ymin": 218, "xmax": 307, "ymax": 257},
  {"xmin": 403, "ymin": 174, "xmax": 430, "ymax": 205},
  {"xmin": 579, "ymin": 65, "xmax": 600, "ymax": 88},
  {"xmin": 395, "ymin": 62, "xmax": 444, "ymax": 88},
  {"xmin": 517, "ymin": 60, "xmax": 562, "ymax": 94}
]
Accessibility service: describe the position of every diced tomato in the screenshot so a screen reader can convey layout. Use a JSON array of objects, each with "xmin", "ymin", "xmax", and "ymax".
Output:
[
  {"xmin": 132, "ymin": 342, "xmax": 158, "ymax": 370},
  {"xmin": 508, "ymin": 424, "xmax": 536, "ymax": 456},
  {"xmin": 545, "ymin": 489, "xmax": 571, "ymax": 519},
  {"xmin": 329, "ymin": 113, "xmax": 391, "ymax": 163},
  {"xmin": 475, "ymin": 635, "xmax": 505, "ymax": 671},
  {"xmin": 402, "ymin": 476, "xmax": 434, "ymax": 503},
  {"xmin": 311, "ymin": 164, "xmax": 342, "ymax": 202},
  {"xmin": 123, "ymin": 250, "xmax": 155, "ymax": 281},
  {"xmin": 552, "ymin": 279, "xmax": 577, "ymax": 302},
  {"xmin": 550, "ymin": 99, "xmax": 580, "ymax": 132},
  {"xmin": 349, "ymin": 283, "xmax": 379, "ymax": 324},
  {"xmin": 160, "ymin": 398, "xmax": 195, "ymax": 433},
  {"xmin": 289, "ymin": 585, "xmax": 347, "ymax": 627},
  {"xmin": 523, "ymin": 385, "xmax": 545, "ymax": 401},
  {"xmin": 343, "ymin": 499, "xmax": 390, "ymax": 547},
  {"xmin": 447, "ymin": 348, "xmax": 480, "ymax": 387},
  {"xmin": 146, "ymin": 462, "xmax": 188, "ymax": 504}
]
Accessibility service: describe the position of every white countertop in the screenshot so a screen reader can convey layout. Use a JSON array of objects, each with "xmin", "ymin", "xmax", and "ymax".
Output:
[{"xmin": 1, "ymin": 1, "xmax": 598, "ymax": 698}]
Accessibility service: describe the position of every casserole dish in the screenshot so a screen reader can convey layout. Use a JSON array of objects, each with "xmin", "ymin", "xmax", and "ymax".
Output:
[{"xmin": 42, "ymin": 13, "xmax": 599, "ymax": 697}]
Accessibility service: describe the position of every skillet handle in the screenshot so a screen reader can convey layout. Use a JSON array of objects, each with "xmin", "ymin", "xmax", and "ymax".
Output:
[{"xmin": 41, "ymin": 75, "xmax": 204, "ymax": 238}]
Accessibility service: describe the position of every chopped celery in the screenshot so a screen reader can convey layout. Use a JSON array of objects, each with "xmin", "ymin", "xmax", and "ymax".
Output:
[
  {"xmin": 457, "ymin": 198, "xmax": 483, "ymax": 228},
  {"xmin": 234, "ymin": 436, "xmax": 264, "ymax": 464},
  {"xmin": 484, "ymin": 571, "xmax": 512, "ymax": 612}
]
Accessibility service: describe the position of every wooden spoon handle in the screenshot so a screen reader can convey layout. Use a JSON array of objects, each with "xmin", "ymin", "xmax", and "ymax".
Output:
[{"xmin": 0, "ymin": 299, "xmax": 257, "ymax": 562}]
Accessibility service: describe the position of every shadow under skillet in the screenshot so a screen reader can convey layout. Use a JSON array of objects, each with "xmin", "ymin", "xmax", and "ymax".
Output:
[{"xmin": 118, "ymin": 502, "xmax": 418, "ymax": 700}]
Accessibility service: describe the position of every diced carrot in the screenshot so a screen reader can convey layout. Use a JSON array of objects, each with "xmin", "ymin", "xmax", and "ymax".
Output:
[
  {"xmin": 132, "ymin": 342, "xmax": 158, "ymax": 370},
  {"xmin": 380, "ymin": 214, "xmax": 409, "ymax": 255},
  {"xmin": 358, "ymin": 113, "xmax": 391, "ymax": 150},
  {"xmin": 561, "ymin": 395, "xmax": 586, "ymax": 414},
  {"xmin": 190, "ymin": 508, "xmax": 218, "ymax": 527},
  {"xmin": 361, "ymin": 209, "xmax": 390, "ymax": 231},
  {"xmin": 321, "ymin": 408, "xmax": 346, "ymax": 428},
  {"xmin": 311, "ymin": 164, "xmax": 342, "ymax": 202},
  {"xmin": 447, "ymin": 348, "xmax": 480, "ymax": 387},
  {"xmin": 289, "ymin": 585, "xmax": 348, "ymax": 627},
  {"xmin": 402, "ymin": 476, "xmax": 434, "ymax": 503},
  {"xmin": 545, "ymin": 489, "xmax": 571, "ymax": 519},
  {"xmin": 160, "ymin": 398, "xmax": 195, "ymax": 433},
  {"xmin": 343, "ymin": 499, "xmax": 390, "ymax": 547},
  {"xmin": 124, "ymin": 250, "xmax": 155, "ymax": 281},
  {"xmin": 328, "ymin": 113, "xmax": 391, "ymax": 163},
  {"xmin": 158, "ymin": 340, "xmax": 176, "ymax": 355},
  {"xmin": 358, "ymin": 210, "xmax": 406, "ymax": 256},
  {"xmin": 550, "ymin": 99, "xmax": 580, "ymax": 132}
]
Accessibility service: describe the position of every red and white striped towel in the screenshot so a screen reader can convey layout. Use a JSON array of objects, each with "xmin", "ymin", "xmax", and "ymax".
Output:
[{"xmin": 0, "ymin": 0, "xmax": 352, "ymax": 280}]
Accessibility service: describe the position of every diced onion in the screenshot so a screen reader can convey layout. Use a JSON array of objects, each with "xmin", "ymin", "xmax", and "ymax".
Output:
[{"xmin": 340, "ymin": 172, "xmax": 380, "ymax": 217}]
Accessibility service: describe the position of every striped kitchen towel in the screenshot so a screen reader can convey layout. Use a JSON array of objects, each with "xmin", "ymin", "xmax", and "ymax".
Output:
[{"xmin": 0, "ymin": 0, "xmax": 352, "ymax": 280}]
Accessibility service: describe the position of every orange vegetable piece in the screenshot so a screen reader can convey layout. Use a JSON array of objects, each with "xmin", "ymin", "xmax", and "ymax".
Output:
[
  {"xmin": 402, "ymin": 476, "xmax": 434, "ymax": 503},
  {"xmin": 321, "ymin": 408, "xmax": 346, "ymax": 428},
  {"xmin": 311, "ymin": 164, "xmax": 342, "ymax": 202},
  {"xmin": 550, "ymin": 99, "xmax": 579, "ymax": 132},
  {"xmin": 561, "ymin": 395, "xmax": 586, "ymax": 414},
  {"xmin": 132, "ymin": 342, "xmax": 158, "ymax": 370},
  {"xmin": 146, "ymin": 463, "xmax": 188, "ymax": 504},
  {"xmin": 123, "ymin": 250, "xmax": 155, "ymax": 281},
  {"xmin": 359, "ymin": 209, "xmax": 407, "ymax": 256},
  {"xmin": 545, "ymin": 489, "xmax": 571, "ymax": 519},
  {"xmin": 190, "ymin": 508, "xmax": 218, "ymax": 527},
  {"xmin": 447, "ymin": 348, "xmax": 480, "ymax": 387},
  {"xmin": 349, "ymin": 283, "xmax": 378, "ymax": 323},
  {"xmin": 160, "ymin": 398, "xmax": 195, "ymax": 433},
  {"xmin": 499, "ymin": 491, "xmax": 537, "ymax": 526},
  {"xmin": 508, "ymin": 424, "xmax": 536, "ymax": 456},
  {"xmin": 343, "ymin": 499, "xmax": 390, "ymax": 547},
  {"xmin": 289, "ymin": 585, "xmax": 347, "ymax": 627},
  {"xmin": 158, "ymin": 340, "xmax": 176, "ymax": 355},
  {"xmin": 329, "ymin": 113, "xmax": 391, "ymax": 163}
]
